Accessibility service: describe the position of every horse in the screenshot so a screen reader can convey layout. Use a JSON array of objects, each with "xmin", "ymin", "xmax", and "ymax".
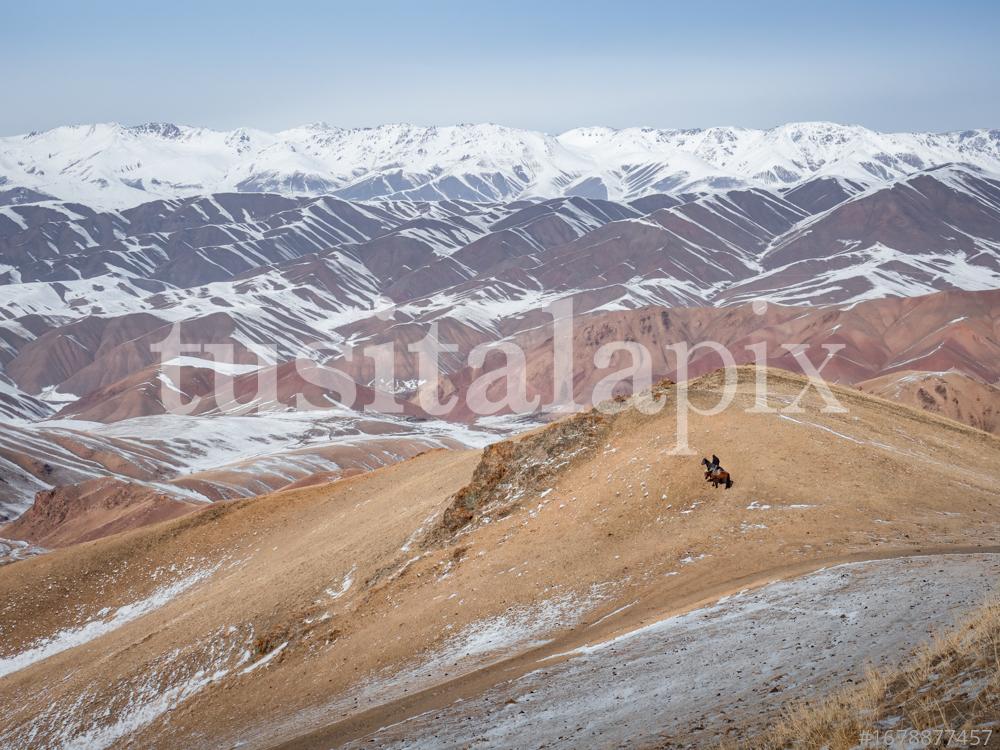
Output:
[
  {"xmin": 700, "ymin": 455, "xmax": 733, "ymax": 489},
  {"xmin": 707, "ymin": 468, "xmax": 733, "ymax": 489}
]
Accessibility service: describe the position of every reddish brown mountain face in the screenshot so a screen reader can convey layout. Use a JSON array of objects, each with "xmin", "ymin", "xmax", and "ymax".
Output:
[
  {"xmin": 856, "ymin": 370, "xmax": 1000, "ymax": 434},
  {"xmin": 420, "ymin": 289, "xmax": 1000, "ymax": 418}
]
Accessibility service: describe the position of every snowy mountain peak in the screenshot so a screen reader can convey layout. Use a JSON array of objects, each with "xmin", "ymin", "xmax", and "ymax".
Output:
[
  {"xmin": 126, "ymin": 122, "xmax": 184, "ymax": 139},
  {"xmin": 1, "ymin": 121, "xmax": 998, "ymax": 208}
]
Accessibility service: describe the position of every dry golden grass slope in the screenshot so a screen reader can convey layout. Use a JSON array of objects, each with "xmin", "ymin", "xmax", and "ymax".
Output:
[
  {"xmin": 752, "ymin": 597, "xmax": 1000, "ymax": 749},
  {"xmin": 0, "ymin": 368, "xmax": 998, "ymax": 749}
]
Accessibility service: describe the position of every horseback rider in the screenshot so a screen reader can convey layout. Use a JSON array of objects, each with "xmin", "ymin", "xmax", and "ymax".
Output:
[
  {"xmin": 701, "ymin": 454, "xmax": 722, "ymax": 476},
  {"xmin": 700, "ymin": 454, "xmax": 733, "ymax": 489}
]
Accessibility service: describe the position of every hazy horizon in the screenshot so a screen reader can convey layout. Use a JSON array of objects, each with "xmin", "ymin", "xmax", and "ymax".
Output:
[
  {"xmin": 4, "ymin": 0, "xmax": 998, "ymax": 136},
  {"xmin": 3, "ymin": 119, "xmax": 998, "ymax": 140}
]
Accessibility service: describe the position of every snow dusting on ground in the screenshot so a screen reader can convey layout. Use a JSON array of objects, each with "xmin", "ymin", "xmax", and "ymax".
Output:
[
  {"xmin": 8, "ymin": 625, "xmax": 254, "ymax": 750},
  {"xmin": 253, "ymin": 584, "xmax": 616, "ymax": 747},
  {"xmin": 0, "ymin": 561, "xmax": 221, "ymax": 679},
  {"xmin": 346, "ymin": 553, "xmax": 1000, "ymax": 749},
  {"xmin": 0, "ymin": 538, "xmax": 47, "ymax": 566}
]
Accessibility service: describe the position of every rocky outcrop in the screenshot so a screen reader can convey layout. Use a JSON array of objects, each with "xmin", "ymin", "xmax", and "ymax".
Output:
[
  {"xmin": 1, "ymin": 477, "xmax": 198, "ymax": 548},
  {"xmin": 428, "ymin": 410, "xmax": 610, "ymax": 544}
]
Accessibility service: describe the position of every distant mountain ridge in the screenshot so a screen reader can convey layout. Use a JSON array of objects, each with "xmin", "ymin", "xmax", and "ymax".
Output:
[{"xmin": 2, "ymin": 121, "xmax": 999, "ymax": 208}]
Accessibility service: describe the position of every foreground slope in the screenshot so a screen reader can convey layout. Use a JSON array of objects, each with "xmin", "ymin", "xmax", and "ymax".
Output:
[
  {"xmin": 362, "ymin": 553, "xmax": 999, "ymax": 750},
  {"xmin": 753, "ymin": 597, "xmax": 1000, "ymax": 749},
  {"xmin": 0, "ymin": 368, "xmax": 998, "ymax": 748}
]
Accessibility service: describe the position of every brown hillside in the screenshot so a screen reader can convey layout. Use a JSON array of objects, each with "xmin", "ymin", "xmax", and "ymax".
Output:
[
  {"xmin": 0, "ymin": 368, "xmax": 998, "ymax": 749},
  {"xmin": 857, "ymin": 369, "xmax": 1000, "ymax": 434},
  {"xmin": 2, "ymin": 477, "xmax": 198, "ymax": 548}
]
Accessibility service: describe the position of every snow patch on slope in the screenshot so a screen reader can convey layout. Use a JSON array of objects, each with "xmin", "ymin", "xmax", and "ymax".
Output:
[{"xmin": 0, "ymin": 562, "xmax": 221, "ymax": 678}]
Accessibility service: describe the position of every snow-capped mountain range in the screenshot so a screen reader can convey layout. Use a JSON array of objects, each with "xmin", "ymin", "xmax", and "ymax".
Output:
[
  {"xmin": 2, "ymin": 120, "xmax": 1000, "ymax": 522},
  {"xmin": 3, "ymin": 121, "xmax": 1000, "ymax": 208}
]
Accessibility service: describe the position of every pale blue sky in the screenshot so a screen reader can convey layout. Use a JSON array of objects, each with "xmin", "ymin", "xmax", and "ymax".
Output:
[{"xmin": 3, "ymin": 0, "xmax": 998, "ymax": 135}]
